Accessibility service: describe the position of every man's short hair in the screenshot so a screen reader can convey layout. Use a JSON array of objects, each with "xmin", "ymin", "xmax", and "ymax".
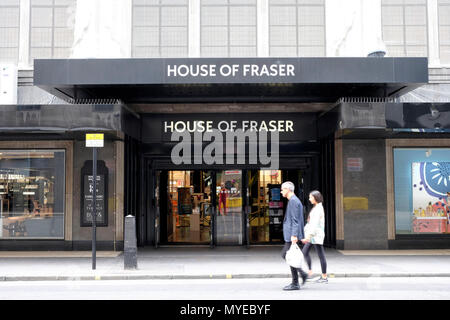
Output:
[{"xmin": 281, "ymin": 181, "xmax": 295, "ymax": 192}]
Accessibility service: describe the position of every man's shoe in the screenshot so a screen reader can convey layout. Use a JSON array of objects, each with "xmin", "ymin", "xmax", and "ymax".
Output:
[
  {"xmin": 300, "ymin": 272, "xmax": 308, "ymax": 285},
  {"xmin": 283, "ymin": 283, "xmax": 300, "ymax": 290}
]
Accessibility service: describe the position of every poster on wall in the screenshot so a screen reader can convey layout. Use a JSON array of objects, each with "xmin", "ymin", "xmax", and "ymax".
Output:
[
  {"xmin": 81, "ymin": 160, "xmax": 108, "ymax": 227},
  {"xmin": 411, "ymin": 162, "xmax": 450, "ymax": 233}
]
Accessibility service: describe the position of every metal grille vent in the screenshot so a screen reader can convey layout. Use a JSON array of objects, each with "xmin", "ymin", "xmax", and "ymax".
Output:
[
  {"xmin": 67, "ymin": 98, "xmax": 123, "ymax": 105},
  {"xmin": 337, "ymin": 97, "xmax": 397, "ymax": 103}
]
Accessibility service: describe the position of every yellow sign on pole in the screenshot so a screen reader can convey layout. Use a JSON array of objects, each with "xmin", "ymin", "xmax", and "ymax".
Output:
[{"xmin": 86, "ymin": 133, "xmax": 104, "ymax": 147}]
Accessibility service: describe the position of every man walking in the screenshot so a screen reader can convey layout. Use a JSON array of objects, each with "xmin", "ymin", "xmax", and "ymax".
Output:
[{"xmin": 280, "ymin": 181, "xmax": 308, "ymax": 290}]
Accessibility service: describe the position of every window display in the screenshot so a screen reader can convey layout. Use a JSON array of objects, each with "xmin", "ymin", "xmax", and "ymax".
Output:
[
  {"xmin": 0, "ymin": 150, "xmax": 65, "ymax": 239},
  {"xmin": 394, "ymin": 148, "xmax": 450, "ymax": 235}
]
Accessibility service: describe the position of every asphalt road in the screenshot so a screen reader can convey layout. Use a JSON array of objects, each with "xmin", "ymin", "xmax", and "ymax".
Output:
[{"xmin": 0, "ymin": 277, "xmax": 449, "ymax": 300}]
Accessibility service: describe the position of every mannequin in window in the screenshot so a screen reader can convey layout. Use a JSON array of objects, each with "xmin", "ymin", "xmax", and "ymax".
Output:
[{"xmin": 219, "ymin": 182, "xmax": 227, "ymax": 216}]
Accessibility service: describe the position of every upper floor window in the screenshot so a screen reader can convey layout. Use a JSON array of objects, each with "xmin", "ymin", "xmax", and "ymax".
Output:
[
  {"xmin": 200, "ymin": 0, "xmax": 257, "ymax": 57},
  {"xmin": 29, "ymin": 0, "xmax": 76, "ymax": 62},
  {"xmin": 0, "ymin": 0, "xmax": 20, "ymax": 64},
  {"xmin": 269, "ymin": 0, "xmax": 326, "ymax": 57},
  {"xmin": 438, "ymin": 0, "xmax": 450, "ymax": 64},
  {"xmin": 132, "ymin": 0, "xmax": 189, "ymax": 58},
  {"xmin": 381, "ymin": 0, "xmax": 428, "ymax": 57}
]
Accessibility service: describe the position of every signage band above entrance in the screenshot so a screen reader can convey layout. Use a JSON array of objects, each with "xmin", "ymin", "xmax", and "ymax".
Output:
[
  {"xmin": 167, "ymin": 63, "xmax": 295, "ymax": 78},
  {"xmin": 35, "ymin": 57, "xmax": 428, "ymax": 85}
]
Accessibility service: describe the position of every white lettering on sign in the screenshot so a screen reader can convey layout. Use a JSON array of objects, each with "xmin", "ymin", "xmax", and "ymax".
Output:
[
  {"xmin": 167, "ymin": 64, "xmax": 295, "ymax": 77},
  {"xmin": 163, "ymin": 120, "xmax": 294, "ymax": 133},
  {"xmin": 167, "ymin": 64, "xmax": 216, "ymax": 77},
  {"xmin": 224, "ymin": 304, "xmax": 271, "ymax": 315}
]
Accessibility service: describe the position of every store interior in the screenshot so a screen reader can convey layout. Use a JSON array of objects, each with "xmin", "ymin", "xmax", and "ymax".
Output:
[{"xmin": 159, "ymin": 169, "xmax": 306, "ymax": 245}]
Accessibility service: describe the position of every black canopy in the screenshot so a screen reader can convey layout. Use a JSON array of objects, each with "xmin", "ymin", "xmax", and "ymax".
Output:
[{"xmin": 34, "ymin": 57, "xmax": 428, "ymax": 103}]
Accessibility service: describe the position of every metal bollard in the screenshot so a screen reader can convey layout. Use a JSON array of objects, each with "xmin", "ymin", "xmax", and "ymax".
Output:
[{"xmin": 124, "ymin": 215, "xmax": 138, "ymax": 270}]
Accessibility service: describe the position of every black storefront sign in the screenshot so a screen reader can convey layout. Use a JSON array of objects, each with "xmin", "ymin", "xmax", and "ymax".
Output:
[
  {"xmin": 81, "ymin": 160, "xmax": 108, "ymax": 227},
  {"xmin": 142, "ymin": 113, "xmax": 317, "ymax": 144}
]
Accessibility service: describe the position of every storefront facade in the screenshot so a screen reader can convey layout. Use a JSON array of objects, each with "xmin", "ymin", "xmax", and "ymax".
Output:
[
  {"xmin": 0, "ymin": 105, "xmax": 128, "ymax": 250},
  {"xmin": 1, "ymin": 56, "xmax": 449, "ymax": 250}
]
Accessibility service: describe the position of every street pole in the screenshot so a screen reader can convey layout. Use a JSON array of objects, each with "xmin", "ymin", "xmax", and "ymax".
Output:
[
  {"xmin": 86, "ymin": 133, "xmax": 103, "ymax": 271},
  {"xmin": 92, "ymin": 147, "xmax": 97, "ymax": 270}
]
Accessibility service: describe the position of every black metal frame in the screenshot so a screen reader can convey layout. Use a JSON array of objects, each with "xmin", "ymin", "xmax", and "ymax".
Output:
[{"xmin": 320, "ymin": 136, "xmax": 336, "ymax": 248}]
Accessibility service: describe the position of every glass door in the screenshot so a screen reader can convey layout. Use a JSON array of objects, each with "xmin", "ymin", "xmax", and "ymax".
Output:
[
  {"xmin": 216, "ymin": 170, "xmax": 243, "ymax": 245},
  {"xmin": 154, "ymin": 170, "xmax": 160, "ymax": 248},
  {"xmin": 248, "ymin": 170, "xmax": 283, "ymax": 244},
  {"xmin": 165, "ymin": 170, "xmax": 213, "ymax": 244}
]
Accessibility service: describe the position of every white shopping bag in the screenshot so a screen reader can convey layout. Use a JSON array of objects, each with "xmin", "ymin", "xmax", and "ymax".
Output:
[{"xmin": 285, "ymin": 243, "xmax": 304, "ymax": 268}]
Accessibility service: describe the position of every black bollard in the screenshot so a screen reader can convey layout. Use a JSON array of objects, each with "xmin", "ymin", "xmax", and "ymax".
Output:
[{"xmin": 124, "ymin": 215, "xmax": 138, "ymax": 270}]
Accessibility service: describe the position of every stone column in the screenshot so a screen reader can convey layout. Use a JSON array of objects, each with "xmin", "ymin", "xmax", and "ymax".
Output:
[
  {"xmin": 71, "ymin": 0, "xmax": 132, "ymax": 58},
  {"xmin": 326, "ymin": 0, "xmax": 385, "ymax": 57}
]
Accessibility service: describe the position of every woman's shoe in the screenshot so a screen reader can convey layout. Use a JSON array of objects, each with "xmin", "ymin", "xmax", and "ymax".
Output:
[{"xmin": 315, "ymin": 277, "xmax": 328, "ymax": 283}]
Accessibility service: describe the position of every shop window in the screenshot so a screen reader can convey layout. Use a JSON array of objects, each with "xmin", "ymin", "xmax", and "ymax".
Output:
[
  {"xmin": 0, "ymin": 150, "xmax": 65, "ymax": 239},
  {"xmin": 200, "ymin": 0, "xmax": 257, "ymax": 57},
  {"xmin": 438, "ymin": 0, "xmax": 450, "ymax": 64},
  {"xmin": 394, "ymin": 148, "xmax": 450, "ymax": 235},
  {"xmin": 0, "ymin": 0, "xmax": 20, "ymax": 63},
  {"xmin": 269, "ymin": 0, "xmax": 325, "ymax": 57},
  {"xmin": 132, "ymin": 0, "xmax": 189, "ymax": 58},
  {"xmin": 29, "ymin": 0, "xmax": 76, "ymax": 61},
  {"xmin": 381, "ymin": 0, "xmax": 428, "ymax": 57}
]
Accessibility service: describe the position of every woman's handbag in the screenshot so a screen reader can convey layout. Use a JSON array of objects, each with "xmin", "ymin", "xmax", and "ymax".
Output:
[{"xmin": 285, "ymin": 243, "xmax": 304, "ymax": 268}]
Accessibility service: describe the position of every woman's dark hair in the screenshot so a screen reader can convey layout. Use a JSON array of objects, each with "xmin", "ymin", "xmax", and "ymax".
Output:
[{"xmin": 309, "ymin": 190, "xmax": 323, "ymax": 204}]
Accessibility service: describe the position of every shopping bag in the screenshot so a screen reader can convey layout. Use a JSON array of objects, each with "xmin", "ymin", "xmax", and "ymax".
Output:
[
  {"xmin": 304, "ymin": 223, "xmax": 312, "ymax": 237},
  {"xmin": 285, "ymin": 243, "xmax": 304, "ymax": 268}
]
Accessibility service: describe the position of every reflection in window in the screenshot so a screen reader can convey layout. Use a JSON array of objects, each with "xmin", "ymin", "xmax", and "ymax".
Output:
[
  {"xmin": 394, "ymin": 148, "xmax": 450, "ymax": 235},
  {"xmin": 0, "ymin": 150, "xmax": 65, "ymax": 239}
]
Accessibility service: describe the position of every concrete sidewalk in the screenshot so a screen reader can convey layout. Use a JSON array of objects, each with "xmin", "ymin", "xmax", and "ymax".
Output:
[{"xmin": 0, "ymin": 246, "xmax": 450, "ymax": 281}]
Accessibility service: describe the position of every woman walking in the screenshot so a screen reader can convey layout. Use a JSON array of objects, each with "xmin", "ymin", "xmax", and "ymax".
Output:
[{"xmin": 301, "ymin": 190, "xmax": 328, "ymax": 283}]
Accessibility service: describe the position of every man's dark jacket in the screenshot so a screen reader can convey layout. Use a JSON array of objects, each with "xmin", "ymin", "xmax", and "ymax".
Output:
[{"xmin": 283, "ymin": 194, "xmax": 305, "ymax": 242}]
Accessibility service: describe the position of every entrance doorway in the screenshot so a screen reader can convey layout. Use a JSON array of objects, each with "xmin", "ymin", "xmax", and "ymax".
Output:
[
  {"xmin": 216, "ymin": 170, "xmax": 243, "ymax": 245},
  {"xmin": 153, "ymin": 168, "xmax": 311, "ymax": 246}
]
